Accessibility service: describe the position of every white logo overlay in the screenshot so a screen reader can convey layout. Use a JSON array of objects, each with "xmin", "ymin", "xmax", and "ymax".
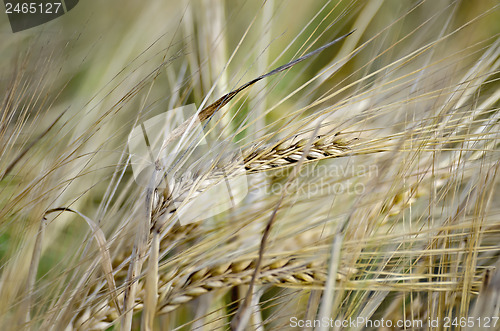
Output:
[{"xmin": 128, "ymin": 104, "xmax": 248, "ymax": 225}]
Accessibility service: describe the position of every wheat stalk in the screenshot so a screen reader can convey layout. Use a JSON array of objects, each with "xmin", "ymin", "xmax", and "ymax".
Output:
[{"xmin": 75, "ymin": 244, "xmax": 489, "ymax": 330}]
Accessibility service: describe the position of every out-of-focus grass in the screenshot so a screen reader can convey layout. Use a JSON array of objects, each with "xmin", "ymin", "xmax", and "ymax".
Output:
[{"xmin": 1, "ymin": 0, "xmax": 499, "ymax": 330}]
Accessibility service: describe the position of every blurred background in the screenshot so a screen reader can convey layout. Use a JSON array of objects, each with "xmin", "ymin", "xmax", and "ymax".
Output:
[{"xmin": 1, "ymin": 1, "xmax": 499, "ymax": 330}]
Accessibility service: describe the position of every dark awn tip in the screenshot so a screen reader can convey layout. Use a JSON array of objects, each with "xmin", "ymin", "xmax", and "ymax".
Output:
[
  {"xmin": 198, "ymin": 30, "xmax": 355, "ymax": 122},
  {"xmin": 163, "ymin": 30, "xmax": 354, "ymax": 148}
]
